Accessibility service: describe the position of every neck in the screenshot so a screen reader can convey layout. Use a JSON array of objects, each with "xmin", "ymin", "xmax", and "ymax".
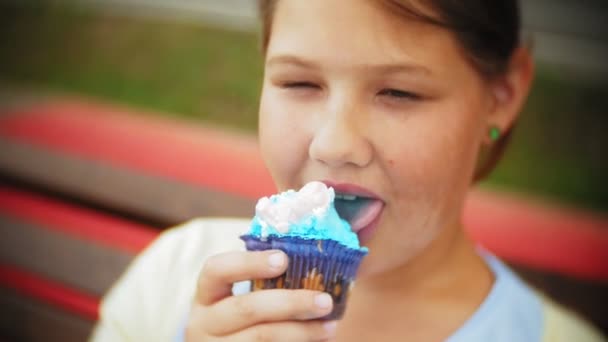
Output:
[{"xmin": 337, "ymin": 223, "xmax": 494, "ymax": 341}]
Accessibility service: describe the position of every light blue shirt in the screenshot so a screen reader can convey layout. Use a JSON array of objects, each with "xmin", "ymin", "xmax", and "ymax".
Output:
[{"xmin": 447, "ymin": 253, "xmax": 543, "ymax": 342}]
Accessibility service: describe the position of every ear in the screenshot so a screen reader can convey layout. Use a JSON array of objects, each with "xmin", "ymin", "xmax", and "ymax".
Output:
[{"xmin": 484, "ymin": 47, "xmax": 534, "ymax": 144}]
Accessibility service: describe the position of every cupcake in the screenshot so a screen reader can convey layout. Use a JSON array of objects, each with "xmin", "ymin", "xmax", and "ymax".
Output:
[{"xmin": 240, "ymin": 181, "xmax": 368, "ymax": 320}]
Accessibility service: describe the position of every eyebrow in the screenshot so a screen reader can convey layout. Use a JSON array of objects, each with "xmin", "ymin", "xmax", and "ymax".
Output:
[
  {"xmin": 266, "ymin": 55, "xmax": 319, "ymax": 69},
  {"xmin": 266, "ymin": 54, "xmax": 431, "ymax": 76}
]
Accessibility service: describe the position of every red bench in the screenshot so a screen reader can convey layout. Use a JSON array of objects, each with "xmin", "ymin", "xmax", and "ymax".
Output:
[{"xmin": 1, "ymin": 98, "xmax": 607, "ymax": 340}]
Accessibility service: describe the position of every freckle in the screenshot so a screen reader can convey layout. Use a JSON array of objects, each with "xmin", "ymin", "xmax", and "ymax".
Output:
[{"xmin": 388, "ymin": 159, "xmax": 395, "ymax": 167}]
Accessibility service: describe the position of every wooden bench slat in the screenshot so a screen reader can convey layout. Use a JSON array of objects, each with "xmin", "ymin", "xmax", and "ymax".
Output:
[
  {"xmin": 0, "ymin": 185, "xmax": 157, "ymax": 254},
  {"xmin": 465, "ymin": 189, "xmax": 608, "ymax": 281},
  {"xmin": 0, "ymin": 287, "xmax": 94, "ymax": 342},
  {"xmin": 0, "ymin": 216, "xmax": 134, "ymax": 296},
  {"xmin": 0, "ymin": 100, "xmax": 276, "ymax": 199},
  {"xmin": 0, "ymin": 138, "xmax": 256, "ymax": 227},
  {"xmin": 0, "ymin": 264, "xmax": 99, "ymax": 321}
]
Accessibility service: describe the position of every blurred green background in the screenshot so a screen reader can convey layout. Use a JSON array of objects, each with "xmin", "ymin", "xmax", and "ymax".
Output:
[{"xmin": 1, "ymin": 3, "xmax": 607, "ymax": 213}]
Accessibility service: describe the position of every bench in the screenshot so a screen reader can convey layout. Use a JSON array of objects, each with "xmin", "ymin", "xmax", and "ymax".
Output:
[{"xmin": 1, "ymin": 98, "xmax": 607, "ymax": 340}]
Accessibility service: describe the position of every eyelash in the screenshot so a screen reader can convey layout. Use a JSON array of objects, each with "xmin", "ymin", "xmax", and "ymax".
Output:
[
  {"xmin": 281, "ymin": 81, "xmax": 320, "ymax": 89},
  {"xmin": 279, "ymin": 82, "xmax": 421, "ymax": 101},
  {"xmin": 378, "ymin": 88, "xmax": 421, "ymax": 100}
]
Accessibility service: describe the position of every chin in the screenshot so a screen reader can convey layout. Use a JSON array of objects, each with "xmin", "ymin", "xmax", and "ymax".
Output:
[
  {"xmin": 354, "ymin": 251, "xmax": 399, "ymax": 280},
  {"xmin": 356, "ymin": 230, "xmax": 439, "ymax": 281}
]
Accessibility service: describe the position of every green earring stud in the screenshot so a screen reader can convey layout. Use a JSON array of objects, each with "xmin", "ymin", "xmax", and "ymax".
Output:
[{"xmin": 489, "ymin": 126, "xmax": 501, "ymax": 141}]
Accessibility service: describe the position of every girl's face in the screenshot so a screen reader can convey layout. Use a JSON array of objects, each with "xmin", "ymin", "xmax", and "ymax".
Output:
[{"xmin": 259, "ymin": 0, "xmax": 495, "ymax": 277}]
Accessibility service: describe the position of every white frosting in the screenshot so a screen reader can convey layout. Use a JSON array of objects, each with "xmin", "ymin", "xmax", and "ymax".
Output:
[{"xmin": 255, "ymin": 181, "xmax": 334, "ymax": 234}]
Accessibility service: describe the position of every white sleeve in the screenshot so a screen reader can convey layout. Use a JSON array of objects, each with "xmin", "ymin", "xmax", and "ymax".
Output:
[
  {"xmin": 88, "ymin": 227, "xmax": 192, "ymax": 342},
  {"xmin": 88, "ymin": 219, "xmax": 248, "ymax": 342}
]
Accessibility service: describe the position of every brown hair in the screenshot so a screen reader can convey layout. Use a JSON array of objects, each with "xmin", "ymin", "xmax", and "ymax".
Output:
[{"xmin": 257, "ymin": 0, "xmax": 522, "ymax": 181}]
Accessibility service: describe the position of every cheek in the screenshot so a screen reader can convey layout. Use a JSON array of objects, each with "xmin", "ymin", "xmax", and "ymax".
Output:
[
  {"xmin": 384, "ymin": 106, "xmax": 482, "ymax": 199},
  {"xmin": 367, "ymin": 109, "xmax": 482, "ymax": 266},
  {"xmin": 258, "ymin": 87, "xmax": 310, "ymax": 189}
]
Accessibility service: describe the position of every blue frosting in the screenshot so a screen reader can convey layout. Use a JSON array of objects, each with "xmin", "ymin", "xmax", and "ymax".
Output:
[{"xmin": 248, "ymin": 197, "xmax": 367, "ymax": 251}]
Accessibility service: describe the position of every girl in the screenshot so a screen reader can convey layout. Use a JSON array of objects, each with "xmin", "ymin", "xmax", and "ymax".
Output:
[{"xmin": 91, "ymin": 0, "xmax": 604, "ymax": 341}]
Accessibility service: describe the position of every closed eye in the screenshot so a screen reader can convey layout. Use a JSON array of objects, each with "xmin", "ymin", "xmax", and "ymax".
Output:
[
  {"xmin": 281, "ymin": 81, "xmax": 320, "ymax": 89},
  {"xmin": 378, "ymin": 88, "xmax": 421, "ymax": 100}
]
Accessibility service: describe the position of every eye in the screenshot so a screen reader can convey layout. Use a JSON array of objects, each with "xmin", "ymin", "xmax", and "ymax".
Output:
[
  {"xmin": 281, "ymin": 81, "xmax": 320, "ymax": 89},
  {"xmin": 378, "ymin": 88, "xmax": 421, "ymax": 100}
]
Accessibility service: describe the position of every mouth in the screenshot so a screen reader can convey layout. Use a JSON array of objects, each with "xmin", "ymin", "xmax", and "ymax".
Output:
[{"xmin": 323, "ymin": 181, "xmax": 385, "ymax": 234}]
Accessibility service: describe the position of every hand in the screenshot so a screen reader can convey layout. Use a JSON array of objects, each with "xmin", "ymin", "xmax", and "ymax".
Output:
[{"xmin": 186, "ymin": 250, "xmax": 338, "ymax": 341}]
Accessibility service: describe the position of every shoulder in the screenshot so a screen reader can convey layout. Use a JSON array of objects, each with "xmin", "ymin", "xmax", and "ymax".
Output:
[
  {"xmin": 540, "ymin": 296, "xmax": 605, "ymax": 342},
  {"xmin": 90, "ymin": 217, "xmax": 250, "ymax": 342}
]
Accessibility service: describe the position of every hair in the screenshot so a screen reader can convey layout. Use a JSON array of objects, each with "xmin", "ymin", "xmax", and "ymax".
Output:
[{"xmin": 257, "ymin": 0, "xmax": 522, "ymax": 181}]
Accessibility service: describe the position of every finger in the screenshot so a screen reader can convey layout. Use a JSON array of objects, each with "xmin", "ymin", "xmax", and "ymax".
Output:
[
  {"xmin": 224, "ymin": 320, "xmax": 338, "ymax": 342},
  {"xmin": 197, "ymin": 250, "xmax": 288, "ymax": 305},
  {"xmin": 203, "ymin": 289, "xmax": 333, "ymax": 336}
]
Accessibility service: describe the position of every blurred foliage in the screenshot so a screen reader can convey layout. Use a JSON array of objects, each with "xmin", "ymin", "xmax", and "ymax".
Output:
[
  {"xmin": 0, "ymin": 3, "xmax": 263, "ymax": 130},
  {"xmin": 1, "ymin": 4, "xmax": 607, "ymax": 212},
  {"xmin": 487, "ymin": 65, "xmax": 608, "ymax": 212}
]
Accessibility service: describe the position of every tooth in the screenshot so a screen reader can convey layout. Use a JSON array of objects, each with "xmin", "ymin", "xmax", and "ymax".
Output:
[{"xmin": 337, "ymin": 194, "xmax": 357, "ymax": 200}]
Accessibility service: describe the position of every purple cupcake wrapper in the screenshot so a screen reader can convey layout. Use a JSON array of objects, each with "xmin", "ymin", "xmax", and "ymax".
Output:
[{"xmin": 240, "ymin": 235, "xmax": 367, "ymax": 320}]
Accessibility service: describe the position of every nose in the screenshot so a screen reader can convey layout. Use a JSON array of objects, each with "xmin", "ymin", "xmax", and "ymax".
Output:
[{"xmin": 308, "ymin": 100, "xmax": 373, "ymax": 168}]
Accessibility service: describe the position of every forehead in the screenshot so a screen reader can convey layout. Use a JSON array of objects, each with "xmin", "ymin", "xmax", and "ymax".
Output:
[{"xmin": 267, "ymin": 0, "xmax": 466, "ymax": 74}]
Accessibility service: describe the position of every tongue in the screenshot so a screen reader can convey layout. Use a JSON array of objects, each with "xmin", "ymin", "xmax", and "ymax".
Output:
[{"xmin": 335, "ymin": 198, "xmax": 384, "ymax": 232}]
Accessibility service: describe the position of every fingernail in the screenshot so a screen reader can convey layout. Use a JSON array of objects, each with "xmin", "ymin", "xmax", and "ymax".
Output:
[
  {"xmin": 268, "ymin": 252, "xmax": 285, "ymax": 269},
  {"xmin": 323, "ymin": 321, "xmax": 338, "ymax": 335},
  {"xmin": 315, "ymin": 293, "xmax": 332, "ymax": 310}
]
